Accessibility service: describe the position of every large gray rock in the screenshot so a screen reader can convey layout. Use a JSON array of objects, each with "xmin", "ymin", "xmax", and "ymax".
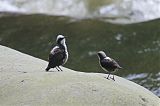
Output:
[{"xmin": 0, "ymin": 45, "xmax": 160, "ymax": 106}]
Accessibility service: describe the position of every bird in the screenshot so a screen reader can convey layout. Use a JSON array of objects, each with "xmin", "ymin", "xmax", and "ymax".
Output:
[
  {"xmin": 45, "ymin": 34, "xmax": 68, "ymax": 72},
  {"xmin": 97, "ymin": 51, "xmax": 122, "ymax": 81}
]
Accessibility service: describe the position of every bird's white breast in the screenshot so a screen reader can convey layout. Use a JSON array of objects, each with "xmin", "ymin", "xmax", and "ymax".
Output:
[{"xmin": 63, "ymin": 51, "xmax": 68, "ymax": 64}]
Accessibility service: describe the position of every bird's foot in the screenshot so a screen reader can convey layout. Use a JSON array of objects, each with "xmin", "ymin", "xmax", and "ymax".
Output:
[
  {"xmin": 110, "ymin": 77, "xmax": 115, "ymax": 81},
  {"xmin": 110, "ymin": 75, "xmax": 115, "ymax": 81},
  {"xmin": 104, "ymin": 76, "xmax": 110, "ymax": 80},
  {"xmin": 104, "ymin": 73, "xmax": 111, "ymax": 80},
  {"xmin": 104, "ymin": 76, "xmax": 115, "ymax": 81},
  {"xmin": 56, "ymin": 67, "xmax": 60, "ymax": 71}
]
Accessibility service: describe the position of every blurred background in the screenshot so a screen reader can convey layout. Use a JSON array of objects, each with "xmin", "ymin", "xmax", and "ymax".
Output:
[{"xmin": 0, "ymin": 0, "xmax": 159, "ymax": 97}]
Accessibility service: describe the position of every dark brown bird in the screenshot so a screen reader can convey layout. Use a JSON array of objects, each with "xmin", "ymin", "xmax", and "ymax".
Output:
[
  {"xmin": 46, "ymin": 35, "xmax": 68, "ymax": 72},
  {"xmin": 97, "ymin": 51, "xmax": 122, "ymax": 81}
]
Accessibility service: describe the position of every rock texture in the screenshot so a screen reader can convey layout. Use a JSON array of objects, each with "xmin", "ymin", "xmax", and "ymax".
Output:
[{"xmin": 0, "ymin": 45, "xmax": 159, "ymax": 106}]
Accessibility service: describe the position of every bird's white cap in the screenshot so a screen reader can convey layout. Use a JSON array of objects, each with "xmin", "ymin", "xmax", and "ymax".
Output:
[
  {"xmin": 56, "ymin": 34, "xmax": 65, "ymax": 42},
  {"xmin": 97, "ymin": 51, "xmax": 107, "ymax": 57}
]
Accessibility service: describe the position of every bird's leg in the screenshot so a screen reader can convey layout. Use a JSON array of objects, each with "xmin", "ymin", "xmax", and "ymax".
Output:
[
  {"xmin": 56, "ymin": 67, "xmax": 60, "ymax": 71},
  {"xmin": 58, "ymin": 66, "xmax": 63, "ymax": 71},
  {"xmin": 106, "ymin": 73, "xmax": 110, "ymax": 80},
  {"xmin": 111, "ymin": 75, "xmax": 115, "ymax": 81}
]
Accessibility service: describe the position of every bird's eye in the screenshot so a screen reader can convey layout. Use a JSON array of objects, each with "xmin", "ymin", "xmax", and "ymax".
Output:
[{"xmin": 59, "ymin": 38, "xmax": 63, "ymax": 40}]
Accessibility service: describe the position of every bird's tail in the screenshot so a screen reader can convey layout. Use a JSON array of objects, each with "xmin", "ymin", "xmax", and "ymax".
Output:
[
  {"xmin": 118, "ymin": 66, "xmax": 123, "ymax": 69},
  {"xmin": 45, "ymin": 67, "xmax": 50, "ymax": 72}
]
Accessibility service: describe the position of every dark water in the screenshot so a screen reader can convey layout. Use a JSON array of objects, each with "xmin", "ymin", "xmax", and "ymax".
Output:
[{"xmin": 0, "ymin": 14, "xmax": 159, "ymax": 97}]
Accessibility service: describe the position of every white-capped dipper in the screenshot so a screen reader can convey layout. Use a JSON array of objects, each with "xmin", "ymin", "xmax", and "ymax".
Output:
[
  {"xmin": 97, "ymin": 51, "xmax": 122, "ymax": 81},
  {"xmin": 46, "ymin": 35, "xmax": 68, "ymax": 71}
]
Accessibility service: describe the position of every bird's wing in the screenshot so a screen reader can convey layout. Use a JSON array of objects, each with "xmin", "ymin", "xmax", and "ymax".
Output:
[
  {"xmin": 50, "ymin": 46, "xmax": 59, "ymax": 55},
  {"xmin": 63, "ymin": 51, "xmax": 68, "ymax": 64},
  {"xmin": 48, "ymin": 46, "xmax": 64, "ymax": 64},
  {"xmin": 101, "ymin": 58, "xmax": 121, "ymax": 69}
]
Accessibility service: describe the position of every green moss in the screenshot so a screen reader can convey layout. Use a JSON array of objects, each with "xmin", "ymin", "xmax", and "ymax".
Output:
[{"xmin": 0, "ymin": 14, "xmax": 160, "ymax": 75}]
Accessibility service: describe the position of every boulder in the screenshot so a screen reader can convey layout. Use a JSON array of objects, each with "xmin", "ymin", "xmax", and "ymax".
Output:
[{"xmin": 0, "ymin": 45, "xmax": 159, "ymax": 106}]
